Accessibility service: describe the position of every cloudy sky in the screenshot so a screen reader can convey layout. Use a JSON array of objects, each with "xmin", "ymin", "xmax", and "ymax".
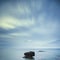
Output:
[{"xmin": 0, "ymin": 0, "xmax": 60, "ymax": 49}]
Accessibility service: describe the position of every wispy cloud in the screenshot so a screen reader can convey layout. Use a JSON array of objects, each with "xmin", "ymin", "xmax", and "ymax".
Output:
[
  {"xmin": 10, "ymin": 32, "xmax": 31, "ymax": 37},
  {"xmin": 0, "ymin": 16, "xmax": 35, "ymax": 30}
]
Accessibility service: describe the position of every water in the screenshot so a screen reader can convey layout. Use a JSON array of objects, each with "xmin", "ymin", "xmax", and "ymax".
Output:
[{"xmin": 1, "ymin": 48, "xmax": 60, "ymax": 60}]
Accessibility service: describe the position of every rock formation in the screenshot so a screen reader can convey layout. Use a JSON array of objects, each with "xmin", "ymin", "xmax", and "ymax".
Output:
[{"xmin": 23, "ymin": 51, "xmax": 35, "ymax": 59}]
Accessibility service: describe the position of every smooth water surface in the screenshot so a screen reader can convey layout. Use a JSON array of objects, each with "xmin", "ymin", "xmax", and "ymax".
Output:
[{"xmin": 1, "ymin": 48, "xmax": 60, "ymax": 60}]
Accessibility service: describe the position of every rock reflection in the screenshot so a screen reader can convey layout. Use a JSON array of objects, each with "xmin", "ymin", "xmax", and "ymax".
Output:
[{"xmin": 24, "ymin": 58, "xmax": 35, "ymax": 60}]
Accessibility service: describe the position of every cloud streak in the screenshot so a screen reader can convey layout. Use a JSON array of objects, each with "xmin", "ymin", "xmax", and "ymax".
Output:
[{"xmin": 0, "ymin": 16, "xmax": 35, "ymax": 30}]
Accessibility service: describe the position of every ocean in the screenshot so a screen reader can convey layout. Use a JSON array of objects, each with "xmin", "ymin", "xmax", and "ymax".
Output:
[{"xmin": 1, "ymin": 48, "xmax": 60, "ymax": 60}]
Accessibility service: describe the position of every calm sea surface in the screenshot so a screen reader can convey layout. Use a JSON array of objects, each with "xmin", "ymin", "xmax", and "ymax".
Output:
[{"xmin": 1, "ymin": 48, "xmax": 60, "ymax": 60}]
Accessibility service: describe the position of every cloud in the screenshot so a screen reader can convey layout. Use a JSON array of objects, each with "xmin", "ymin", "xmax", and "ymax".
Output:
[
  {"xmin": 0, "ymin": 30, "xmax": 32, "ymax": 38},
  {"xmin": 13, "ymin": 3, "xmax": 31, "ymax": 15},
  {"xmin": 31, "ymin": 13, "xmax": 58, "ymax": 35},
  {"xmin": 9, "ymin": 32, "xmax": 31, "ymax": 37},
  {"xmin": 0, "ymin": 16, "xmax": 35, "ymax": 30},
  {"xmin": 29, "ymin": 12, "xmax": 59, "ymax": 41},
  {"xmin": 31, "ymin": 0, "xmax": 43, "ymax": 11},
  {"xmin": 32, "ymin": 23, "xmax": 57, "ymax": 34},
  {"xmin": 0, "ymin": 1, "xmax": 31, "ymax": 17}
]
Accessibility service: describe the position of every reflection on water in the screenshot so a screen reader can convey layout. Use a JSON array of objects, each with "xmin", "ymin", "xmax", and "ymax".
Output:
[
  {"xmin": 1, "ymin": 48, "xmax": 60, "ymax": 60},
  {"xmin": 24, "ymin": 58, "xmax": 35, "ymax": 60}
]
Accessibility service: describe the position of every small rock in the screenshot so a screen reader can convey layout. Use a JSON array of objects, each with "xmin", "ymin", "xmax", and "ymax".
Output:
[
  {"xmin": 23, "ymin": 51, "xmax": 35, "ymax": 59},
  {"xmin": 38, "ymin": 50, "xmax": 44, "ymax": 52}
]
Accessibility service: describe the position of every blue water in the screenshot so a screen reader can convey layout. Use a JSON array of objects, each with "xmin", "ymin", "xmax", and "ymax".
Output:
[{"xmin": 1, "ymin": 48, "xmax": 60, "ymax": 60}]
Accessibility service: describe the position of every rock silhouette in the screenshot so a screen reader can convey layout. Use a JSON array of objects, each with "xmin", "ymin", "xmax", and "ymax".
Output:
[
  {"xmin": 23, "ymin": 51, "xmax": 35, "ymax": 59},
  {"xmin": 38, "ymin": 50, "xmax": 44, "ymax": 52}
]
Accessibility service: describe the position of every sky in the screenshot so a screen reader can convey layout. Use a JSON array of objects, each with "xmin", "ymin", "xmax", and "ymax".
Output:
[{"xmin": 0, "ymin": 0, "xmax": 60, "ymax": 49}]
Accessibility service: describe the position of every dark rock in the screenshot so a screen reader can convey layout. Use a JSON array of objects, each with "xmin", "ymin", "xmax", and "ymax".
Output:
[
  {"xmin": 38, "ymin": 50, "xmax": 44, "ymax": 52},
  {"xmin": 23, "ymin": 51, "xmax": 35, "ymax": 59}
]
